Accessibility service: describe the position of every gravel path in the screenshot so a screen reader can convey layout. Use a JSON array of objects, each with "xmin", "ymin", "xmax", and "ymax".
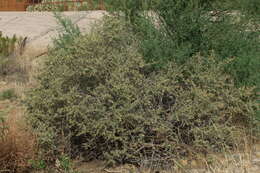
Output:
[{"xmin": 0, "ymin": 11, "xmax": 106, "ymax": 57}]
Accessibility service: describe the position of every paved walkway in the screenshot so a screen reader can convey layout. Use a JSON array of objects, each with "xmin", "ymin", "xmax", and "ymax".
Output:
[{"xmin": 0, "ymin": 11, "xmax": 106, "ymax": 57}]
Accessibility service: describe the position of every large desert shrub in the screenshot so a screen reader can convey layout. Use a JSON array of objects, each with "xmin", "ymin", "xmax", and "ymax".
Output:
[{"xmin": 25, "ymin": 16, "xmax": 258, "ymax": 165}]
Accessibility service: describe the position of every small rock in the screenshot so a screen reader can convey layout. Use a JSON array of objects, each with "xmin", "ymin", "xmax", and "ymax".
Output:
[
  {"xmin": 254, "ymin": 152, "xmax": 260, "ymax": 158},
  {"xmin": 191, "ymin": 160, "xmax": 198, "ymax": 167},
  {"xmin": 248, "ymin": 165, "xmax": 260, "ymax": 172},
  {"xmin": 254, "ymin": 144, "xmax": 260, "ymax": 151},
  {"xmin": 252, "ymin": 158, "xmax": 260, "ymax": 166},
  {"xmin": 191, "ymin": 160, "xmax": 205, "ymax": 169},
  {"xmin": 178, "ymin": 159, "xmax": 188, "ymax": 167},
  {"xmin": 0, "ymin": 81, "xmax": 7, "ymax": 86},
  {"xmin": 189, "ymin": 169, "xmax": 206, "ymax": 173},
  {"xmin": 231, "ymin": 153, "xmax": 243, "ymax": 162}
]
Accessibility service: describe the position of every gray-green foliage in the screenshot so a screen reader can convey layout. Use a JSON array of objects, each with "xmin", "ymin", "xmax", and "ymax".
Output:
[{"xmin": 26, "ymin": 16, "xmax": 258, "ymax": 165}]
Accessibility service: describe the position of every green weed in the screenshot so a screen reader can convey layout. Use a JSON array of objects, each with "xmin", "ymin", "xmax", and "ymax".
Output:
[
  {"xmin": 29, "ymin": 159, "xmax": 47, "ymax": 170},
  {"xmin": 0, "ymin": 89, "xmax": 17, "ymax": 101}
]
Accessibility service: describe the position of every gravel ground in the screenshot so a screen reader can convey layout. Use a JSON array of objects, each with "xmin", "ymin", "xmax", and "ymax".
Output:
[{"xmin": 0, "ymin": 11, "xmax": 106, "ymax": 57}]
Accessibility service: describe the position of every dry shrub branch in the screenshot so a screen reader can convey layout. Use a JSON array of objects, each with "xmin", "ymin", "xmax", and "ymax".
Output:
[{"xmin": 0, "ymin": 104, "xmax": 36, "ymax": 172}]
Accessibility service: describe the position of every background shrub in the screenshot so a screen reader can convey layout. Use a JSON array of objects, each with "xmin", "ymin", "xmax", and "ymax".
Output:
[
  {"xmin": 108, "ymin": 0, "xmax": 260, "ymax": 124},
  {"xmin": 26, "ymin": 16, "xmax": 258, "ymax": 166},
  {"xmin": 109, "ymin": 0, "xmax": 260, "ymax": 87}
]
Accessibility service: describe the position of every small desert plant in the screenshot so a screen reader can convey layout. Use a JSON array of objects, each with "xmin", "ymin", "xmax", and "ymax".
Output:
[
  {"xmin": 26, "ymin": 16, "xmax": 258, "ymax": 166},
  {"xmin": 0, "ymin": 89, "xmax": 17, "ymax": 101},
  {"xmin": 29, "ymin": 159, "xmax": 47, "ymax": 170},
  {"xmin": 0, "ymin": 32, "xmax": 17, "ymax": 75},
  {"xmin": 0, "ymin": 32, "xmax": 27, "ymax": 78},
  {"xmin": 53, "ymin": 12, "xmax": 81, "ymax": 50},
  {"xmin": 0, "ymin": 32, "xmax": 17, "ymax": 57},
  {"xmin": 29, "ymin": 155, "xmax": 77, "ymax": 173},
  {"xmin": 56, "ymin": 155, "xmax": 77, "ymax": 173}
]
